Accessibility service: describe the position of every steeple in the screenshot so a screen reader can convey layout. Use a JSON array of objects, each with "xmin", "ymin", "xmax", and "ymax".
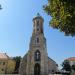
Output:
[
  {"xmin": 32, "ymin": 13, "xmax": 44, "ymax": 35},
  {"xmin": 36, "ymin": 13, "xmax": 41, "ymax": 17},
  {"xmin": 19, "ymin": 13, "xmax": 58, "ymax": 75}
]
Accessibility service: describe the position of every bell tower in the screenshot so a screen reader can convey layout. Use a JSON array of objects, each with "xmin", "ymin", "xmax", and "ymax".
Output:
[
  {"xmin": 32, "ymin": 13, "xmax": 44, "ymax": 35},
  {"xmin": 19, "ymin": 13, "xmax": 58, "ymax": 75},
  {"xmin": 28, "ymin": 13, "xmax": 48, "ymax": 75},
  {"xmin": 29, "ymin": 13, "xmax": 47, "ymax": 53}
]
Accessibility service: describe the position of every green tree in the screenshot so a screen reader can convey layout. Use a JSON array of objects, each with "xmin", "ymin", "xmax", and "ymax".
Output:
[
  {"xmin": 72, "ymin": 64, "xmax": 75, "ymax": 71},
  {"xmin": 62, "ymin": 60, "xmax": 71, "ymax": 72},
  {"xmin": 13, "ymin": 56, "xmax": 21, "ymax": 74},
  {"xmin": 44, "ymin": 0, "xmax": 75, "ymax": 36},
  {"xmin": 7, "ymin": 60, "xmax": 16, "ymax": 74}
]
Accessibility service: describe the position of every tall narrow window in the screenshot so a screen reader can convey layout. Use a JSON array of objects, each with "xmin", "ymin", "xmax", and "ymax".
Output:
[
  {"xmin": 35, "ymin": 50, "xmax": 41, "ymax": 61},
  {"xmin": 37, "ymin": 28, "xmax": 39, "ymax": 31},
  {"xmin": 37, "ymin": 20, "xmax": 40, "ymax": 31},
  {"xmin": 3, "ymin": 62, "xmax": 5, "ymax": 65},
  {"xmin": 37, "ymin": 20, "xmax": 39, "ymax": 25},
  {"xmin": 36, "ymin": 37, "xmax": 39, "ymax": 43}
]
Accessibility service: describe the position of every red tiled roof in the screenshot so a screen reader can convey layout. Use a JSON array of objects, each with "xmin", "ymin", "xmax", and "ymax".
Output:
[
  {"xmin": 0, "ymin": 53, "xmax": 9, "ymax": 59},
  {"xmin": 66, "ymin": 57, "xmax": 75, "ymax": 61}
]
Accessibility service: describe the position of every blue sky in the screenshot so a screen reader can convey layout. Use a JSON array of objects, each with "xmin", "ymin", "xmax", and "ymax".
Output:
[{"xmin": 0, "ymin": 0, "xmax": 75, "ymax": 68}]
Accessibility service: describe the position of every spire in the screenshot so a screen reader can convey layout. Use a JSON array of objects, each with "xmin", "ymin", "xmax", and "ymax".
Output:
[
  {"xmin": 33, "ymin": 13, "xmax": 44, "ymax": 22},
  {"xmin": 32, "ymin": 13, "xmax": 44, "ymax": 35},
  {"xmin": 36, "ymin": 13, "xmax": 41, "ymax": 17}
]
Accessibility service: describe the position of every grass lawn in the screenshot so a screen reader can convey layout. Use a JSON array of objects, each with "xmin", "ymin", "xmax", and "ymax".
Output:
[{"xmin": 71, "ymin": 72, "xmax": 75, "ymax": 75}]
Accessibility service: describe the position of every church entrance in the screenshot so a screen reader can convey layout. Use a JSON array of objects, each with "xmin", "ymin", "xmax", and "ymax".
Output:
[{"xmin": 34, "ymin": 63, "xmax": 40, "ymax": 75}]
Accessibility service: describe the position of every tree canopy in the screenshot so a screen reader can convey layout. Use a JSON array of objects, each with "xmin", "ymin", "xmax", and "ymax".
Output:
[
  {"xmin": 13, "ymin": 56, "xmax": 21, "ymax": 73},
  {"xmin": 62, "ymin": 60, "xmax": 71, "ymax": 71},
  {"xmin": 7, "ymin": 60, "xmax": 16, "ymax": 74},
  {"xmin": 72, "ymin": 64, "xmax": 75, "ymax": 71},
  {"xmin": 44, "ymin": 0, "xmax": 75, "ymax": 36}
]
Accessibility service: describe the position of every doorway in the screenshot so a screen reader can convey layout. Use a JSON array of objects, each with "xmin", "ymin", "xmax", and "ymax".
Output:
[{"xmin": 34, "ymin": 63, "xmax": 40, "ymax": 75}]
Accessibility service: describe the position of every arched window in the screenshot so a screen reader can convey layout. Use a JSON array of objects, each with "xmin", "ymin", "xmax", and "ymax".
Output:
[
  {"xmin": 36, "ymin": 37, "xmax": 39, "ymax": 43},
  {"xmin": 37, "ymin": 20, "xmax": 39, "ymax": 26},
  {"xmin": 37, "ymin": 28, "xmax": 39, "ymax": 31},
  {"xmin": 37, "ymin": 20, "xmax": 40, "ymax": 31},
  {"xmin": 35, "ymin": 50, "xmax": 41, "ymax": 61}
]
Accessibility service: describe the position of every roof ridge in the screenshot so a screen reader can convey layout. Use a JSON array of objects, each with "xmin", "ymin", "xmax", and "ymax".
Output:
[{"xmin": 0, "ymin": 53, "xmax": 9, "ymax": 59}]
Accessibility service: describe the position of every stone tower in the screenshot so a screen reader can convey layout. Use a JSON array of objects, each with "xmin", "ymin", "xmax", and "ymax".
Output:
[
  {"xmin": 29, "ymin": 13, "xmax": 49, "ymax": 75},
  {"xmin": 19, "ymin": 13, "xmax": 58, "ymax": 75}
]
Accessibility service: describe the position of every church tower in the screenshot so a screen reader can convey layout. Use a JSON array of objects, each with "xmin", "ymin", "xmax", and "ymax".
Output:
[
  {"xmin": 30, "ymin": 13, "xmax": 47, "ymax": 55},
  {"xmin": 28, "ymin": 13, "xmax": 48, "ymax": 75},
  {"xmin": 32, "ymin": 13, "xmax": 44, "ymax": 35},
  {"xmin": 19, "ymin": 13, "xmax": 58, "ymax": 75}
]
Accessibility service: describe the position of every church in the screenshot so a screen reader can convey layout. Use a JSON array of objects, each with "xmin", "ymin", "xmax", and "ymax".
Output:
[{"xmin": 19, "ymin": 13, "xmax": 58, "ymax": 75}]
